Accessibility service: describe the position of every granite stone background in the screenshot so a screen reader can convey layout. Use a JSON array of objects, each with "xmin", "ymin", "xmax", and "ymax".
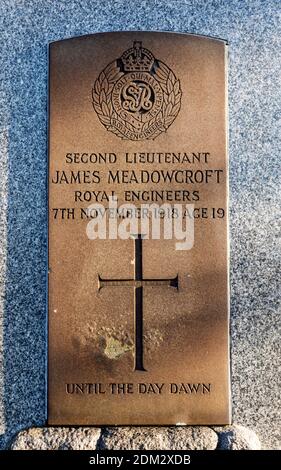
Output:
[{"xmin": 0, "ymin": 0, "xmax": 280, "ymax": 450}]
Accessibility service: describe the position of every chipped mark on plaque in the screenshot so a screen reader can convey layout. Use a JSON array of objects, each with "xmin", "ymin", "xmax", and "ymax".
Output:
[
  {"xmin": 71, "ymin": 321, "xmax": 163, "ymax": 360},
  {"xmin": 92, "ymin": 41, "xmax": 182, "ymax": 141},
  {"xmin": 71, "ymin": 322, "xmax": 133, "ymax": 361},
  {"xmin": 144, "ymin": 329, "xmax": 164, "ymax": 355}
]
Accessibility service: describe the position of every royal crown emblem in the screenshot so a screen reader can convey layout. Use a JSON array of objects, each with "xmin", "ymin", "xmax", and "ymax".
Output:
[{"xmin": 92, "ymin": 41, "xmax": 182, "ymax": 141}]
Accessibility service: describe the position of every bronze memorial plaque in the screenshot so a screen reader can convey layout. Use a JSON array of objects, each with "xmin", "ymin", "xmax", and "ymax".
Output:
[{"xmin": 48, "ymin": 31, "xmax": 230, "ymax": 425}]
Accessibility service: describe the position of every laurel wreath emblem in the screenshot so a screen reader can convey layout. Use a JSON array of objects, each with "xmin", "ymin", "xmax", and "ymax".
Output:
[{"xmin": 92, "ymin": 58, "xmax": 182, "ymax": 141}]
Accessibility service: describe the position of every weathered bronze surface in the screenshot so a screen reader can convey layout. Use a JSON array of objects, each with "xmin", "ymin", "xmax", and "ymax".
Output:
[{"xmin": 48, "ymin": 31, "xmax": 230, "ymax": 425}]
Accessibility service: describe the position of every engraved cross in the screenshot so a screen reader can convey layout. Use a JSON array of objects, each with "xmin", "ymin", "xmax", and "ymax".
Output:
[{"xmin": 98, "ymin": 235, "xmax": 178, "ymax": 371}]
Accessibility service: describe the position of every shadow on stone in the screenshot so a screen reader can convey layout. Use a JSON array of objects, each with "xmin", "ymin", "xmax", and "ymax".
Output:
[
  {"xmin": 216, "ymin": 431, "xmax": 234, "ymax": 450},
  {"xmin": 213, "ymin": 424, "xmax": 261, "ymax": 450}
]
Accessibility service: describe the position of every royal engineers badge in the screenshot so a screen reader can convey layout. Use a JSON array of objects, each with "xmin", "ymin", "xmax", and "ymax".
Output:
[{"xmin": 92, "ymin": 41, "xmax": 182, "ymax": 141}]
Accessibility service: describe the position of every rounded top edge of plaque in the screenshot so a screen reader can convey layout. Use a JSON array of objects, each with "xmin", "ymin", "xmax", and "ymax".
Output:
[{"xmin": 48, "ymin": 30, "xmax": 228, "ymax": 47}]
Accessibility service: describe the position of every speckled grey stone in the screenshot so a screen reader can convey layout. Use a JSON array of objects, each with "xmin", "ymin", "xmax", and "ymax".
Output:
[
  {"xmin": 11, "ymin": 427, "xmax": 101, "ymax": 450},
  {"xmin": 10, "ymin": 424, "xmax": 262, "ymax": 450},
  {"xmin": 11, "ymin": 426, "xmax": 218, "ymax": 450},
  {"xmin": 99, "ymin": 426, "xmax": 218, "ymax": 450},
  {"xmin": 213, "ymin": 424, "xmax": 262, "ymax": 450},
  {"xmin": 0, "ymin": 0, "xmax": 280, "ymax": 451}
]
